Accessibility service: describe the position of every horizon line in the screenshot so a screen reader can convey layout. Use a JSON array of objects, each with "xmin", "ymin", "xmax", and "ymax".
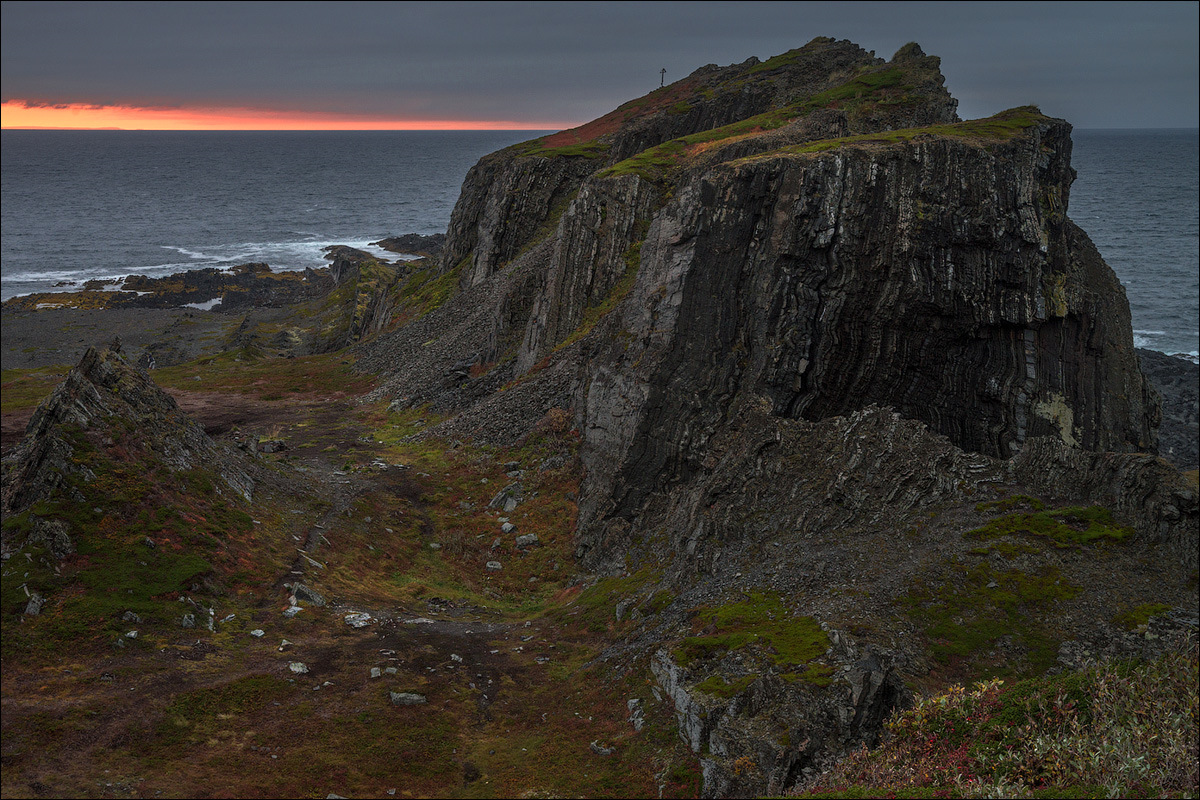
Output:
[
  {"xmin": 2, "ymin": 125, "xmax": 563, "ymax": 132},
  {"xmin": 0, "ymin": 100, "xmax": 578, "ymax": 132}
]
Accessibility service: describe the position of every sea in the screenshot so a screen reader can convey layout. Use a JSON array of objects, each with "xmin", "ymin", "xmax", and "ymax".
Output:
[{"xmin": 2, "ymin": 128, "xmax": 1197, "ymax": 358}]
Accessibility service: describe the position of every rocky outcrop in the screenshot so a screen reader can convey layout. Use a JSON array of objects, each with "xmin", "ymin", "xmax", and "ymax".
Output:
[
  {"xmin": 441, "ymin": 38, "xmax": 959, "ymax": 288},
  {"xmin": 372, "ymin": 233, "xmax": 446, "ymax": 258},
  {"xmin": 1, "ymin": 344, "xmax": 251, "ymax": 522},
  {"xmin": 651, "ymin": 643, "xmax": 909, "ymax": 798},
  {"xmin": 314, "ymin": 250, "xmax": 404, "ymax": 352},
  {"xmin": 1137, "ymin": 349, "xmax": 1199, "ymax": 470},
  {"xmin": 1012, "ymin": 437, "xmax": 1199, "ymax": 573}
]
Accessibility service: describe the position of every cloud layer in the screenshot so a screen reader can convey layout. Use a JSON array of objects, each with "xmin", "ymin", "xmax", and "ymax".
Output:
[{"xmin": 3, "ymin": 1, "xmax": 1197, "ymax": 129}]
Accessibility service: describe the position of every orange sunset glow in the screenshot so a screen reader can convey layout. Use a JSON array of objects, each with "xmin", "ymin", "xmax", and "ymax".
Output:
[{"xmin": 1, "ymin": 101, "xmax": 571, "ymax": 131}]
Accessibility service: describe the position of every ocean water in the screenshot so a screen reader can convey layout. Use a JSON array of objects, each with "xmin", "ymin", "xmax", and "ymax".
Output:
[
  {"xmin": 0, "ymin": 129, "xmax": 547, "ymax": 297},
  {"xmin": 1069, "ymin": 129, "xmax": 1199, "ymax": 358},
  {"xmin": 1, "ymin": 128, "xmax": 1197, "ymax": 357}
]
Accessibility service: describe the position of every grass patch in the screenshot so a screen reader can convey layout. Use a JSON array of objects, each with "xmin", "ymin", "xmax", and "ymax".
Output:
[
  {"xmin": 903, "ymin": 561, "xmax": 1077, "ymax": 677},
  {"xmin": 778, "ymin": 106, "xmax": 1047, "ymax": 158},
  {"xmin": 673, "ymin": 591, "xmax": 829, "ymax": 677},
  {"xmin": 966, "ymin": 504, "xmax": 1134, "ymax": 550},
  {"xmin": 154, "ymin": 350, "xmax": 375, "ymax": 398},
  {"xmin": 695, "ymin": 673, "xmax": 755, "ymax": 698},
  {"xmin": 393, "ymin": 259, "xmax": 463, "ymax": 320},
  {"xmin": 0, "ymin": 366, "xmax": 70, "ymax": 413},
  {"xmin": 509, "ymin": 138, "xmax": 611, "ymax": 160},
  {"xmin": 1112, "ymin": 602, "xmax": 1173, "ymax": 630}
]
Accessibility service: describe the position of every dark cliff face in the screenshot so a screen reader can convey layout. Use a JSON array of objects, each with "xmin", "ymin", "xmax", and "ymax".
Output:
[
  {"xmin": 441, "ymin": 38, "xmax": 959, "ymax": 287},
  {"xmin": 405, "ymin": 40, "xmax": 1165, "ymax": 570},
  {"xmin": 574, "ymin": 116, "xmax": 1157, "ymax": 533}
]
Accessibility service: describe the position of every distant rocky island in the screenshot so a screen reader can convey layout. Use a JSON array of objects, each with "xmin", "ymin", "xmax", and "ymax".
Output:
[{"xmin": 2, "ymin": 38, "xmax": 1196, "ymax": 799}]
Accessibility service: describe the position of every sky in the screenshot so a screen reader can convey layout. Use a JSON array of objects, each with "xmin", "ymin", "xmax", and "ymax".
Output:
[{"xmin": 1, "ymin": 1, "xmax": 1197, "ymax": 131}]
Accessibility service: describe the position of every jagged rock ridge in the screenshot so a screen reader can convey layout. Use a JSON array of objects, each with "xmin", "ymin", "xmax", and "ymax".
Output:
[{"xmin": 1, "ymin": 344, "xmax": 251, "ymax": 523}]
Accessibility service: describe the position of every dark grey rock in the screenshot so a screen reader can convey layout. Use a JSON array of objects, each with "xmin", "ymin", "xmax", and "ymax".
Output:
[{"xmin": 1138, "ymin": 348, "xmax": 1199, "ymax": 470}]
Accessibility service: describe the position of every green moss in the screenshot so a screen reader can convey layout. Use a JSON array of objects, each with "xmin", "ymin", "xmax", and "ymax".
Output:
[
  {"xmin": 1112, "ymin": 602, "xmax": 1172, "ymax": 630},
  {"xmin": 568, "ymin": 568, "xmax": 661, "ymax": 632},
  {"xmin": 903, "ymin": 562, "xmax": 1077, "ymax": 675},
  {"xmin": 643, "ymin": 589, "xmax": 676, "ymax": 616},
  {"xmin": 780, "ymin": 106, "xmax": 1047, "ymax": 158},
  {"xmin": 966, "ymin": 505, "xmax": 1134, "ymax": 549},
  {"xmin": 673, "ymin": 592, "xmax": 829, "ymax": 679},
  {"xmin": 395, "ymin": 260, "xmax": 463, "ymax": 319},
  {"xmin": 509, "ymin": 138, "xmax": 610, "ymax": 160},
  {"xmin": 802, "ymin": 66, "xmax": 909, "ymax": 106},
  {"xmin": 694, "ymin": 674, "xmax": 755, "ymax": 698}
]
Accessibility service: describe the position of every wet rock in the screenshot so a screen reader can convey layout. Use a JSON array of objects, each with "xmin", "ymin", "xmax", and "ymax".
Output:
[{"xmin": 371, "ymin": 233, "xmax": 446, "ymax": 258}]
